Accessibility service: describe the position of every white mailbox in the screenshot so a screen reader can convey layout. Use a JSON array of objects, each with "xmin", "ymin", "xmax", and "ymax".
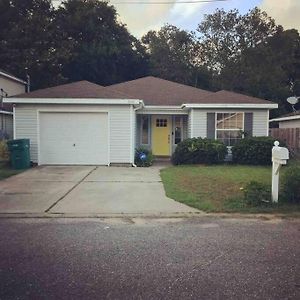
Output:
[
  {"xmin": 272, "ymin": 141, "xmax": 289, "ymax": 164},
  {"xmin": 271, "ymin": 141, "xmax": 289, "ymax": 202}
]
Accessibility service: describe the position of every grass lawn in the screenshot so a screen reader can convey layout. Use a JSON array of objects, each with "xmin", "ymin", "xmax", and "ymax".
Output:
[
  {"xmin": 0, "ymin": 162, "xmax": 24, "ymax": 180},
  {"xmin": 160, "ymin": 161, "xmax": 300, "ymax": 213}
]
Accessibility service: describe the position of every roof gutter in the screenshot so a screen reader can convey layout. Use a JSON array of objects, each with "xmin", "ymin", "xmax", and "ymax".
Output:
[
  {"xmin": 181, "ymin": 103, "xmax": 278, "ymax": 109},
  {"xmin": 3, "ymin": 98, "xmax": 143, "ymax": 105},
  {"xmin": 134, "ymin": 100, "xmax": 144, "ymax": 111},
  {"xmin": 269, "ymin": 115, "xmax": 300, "ymax": 122},
  {"xmin": 144, "ymin": 105, "xmax": 182, "ymax": 110}
]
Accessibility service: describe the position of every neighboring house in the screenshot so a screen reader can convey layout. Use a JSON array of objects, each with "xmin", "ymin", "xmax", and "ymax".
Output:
[
  {"xmin": 269, "ymin": 111, "xmax": 300, "ymax": 156},
  {"xmin": 4, "ymin": 77, "xmax": 278, "ymax": 165},
  {"xmin": 0, "ymin": 69, "xmax": 27, "ymax": 138},
  {"xmin": 269, "ymin": 111, "xmax": 300, "ymax": 128}
]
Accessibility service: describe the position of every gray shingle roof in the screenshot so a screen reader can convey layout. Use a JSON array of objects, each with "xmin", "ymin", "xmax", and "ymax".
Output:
[
  {"xmin": 14, "ymin": 81, "xmax": 133, "ymax": 99},
  {"xmin": 199, "ymin": 90, "xmax": 276, "ymax": 105},
  {"xmin": 12, "ymin": 77, "xmax": 277, "ymax": 106},
  {"xmin": 106, "ymin": 76, "xmax": 214, "ymax": 105}
]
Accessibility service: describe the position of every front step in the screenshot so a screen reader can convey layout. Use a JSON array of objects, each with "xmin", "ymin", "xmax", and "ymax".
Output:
[
  {"xmin": 154, "ymin": 156, "xmax": 171, "ymax": 162},
  {"xmin": 153, "ymin": 156, "xmax": 172, "ymax": 166}
]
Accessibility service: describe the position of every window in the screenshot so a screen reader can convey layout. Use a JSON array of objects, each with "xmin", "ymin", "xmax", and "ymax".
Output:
[
  {"xmin": 174, "ymin": 116, "xmax": 182, "ymax": 144},
  {"xmin": 141, "ymin": 116, "xmax": 149, "ymax": 144},
  {"xmin": 216, "ymin": 113, "xmax": 244, "ymax": 146},
  {"xmin": 156, "ymin": 118, "xmax": 167, "ymax": 127}
]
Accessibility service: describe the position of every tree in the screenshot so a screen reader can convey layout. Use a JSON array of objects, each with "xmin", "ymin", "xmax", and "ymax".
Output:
[
  {"xmin": 141, "ymin": 24, "xmax": 212, "ymax": 89},
  {"xmin": 219, "ymin": 29, "xmax": 300, "ymax": 116},
  {"xmin": 0, "ymin": 0, "xmax": 72, "ymax": 89},
  {"xmin": 56, "ymin": 0, "xmax": 148, "ymax": 85},
  {"xmin": 197, "ymin": 7, "xmax": 280, "ymax": 72},
  {"xmin": 196, "ymin": 7, "xmax": 300, "ymax": 116}
]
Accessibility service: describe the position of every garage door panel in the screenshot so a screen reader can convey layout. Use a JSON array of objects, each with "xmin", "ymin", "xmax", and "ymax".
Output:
[{"xmin": 39, "ymin": 112, "xmax": 108, "ymax": 165}]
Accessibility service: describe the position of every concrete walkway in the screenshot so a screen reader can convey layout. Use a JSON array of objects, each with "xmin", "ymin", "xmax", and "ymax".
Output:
[{"xmin": 0, "ymin": 166, "xmax": 198, "ymax": 215}]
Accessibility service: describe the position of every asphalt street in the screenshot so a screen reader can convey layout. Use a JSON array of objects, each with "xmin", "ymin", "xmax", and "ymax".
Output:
[{"xmin": 0, "ymin": 217, "xmax": 299, "ymax": 300}]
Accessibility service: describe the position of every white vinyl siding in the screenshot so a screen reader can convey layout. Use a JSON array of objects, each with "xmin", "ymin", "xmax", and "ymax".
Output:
[
  {"xmin": 14, "ymin": 107, "xmax": 38, "ymax": 161},
  {"xmin": 279, "ymin": 119, "xmax": 300, "ymax": 128},
  {"xmin": 109, "ymin": 106, "xmax": 132, "ymax": 163},
  {"xmin": 0, "ymin": 76, "xmax": 26, "ymax": 96},
  {"xmin": 14, "ymin": 104, "xmax": 133, "ymax": 164},
  {"xmin": 189, "ymin": 109, "xmax": 270, "ymax": 138}
]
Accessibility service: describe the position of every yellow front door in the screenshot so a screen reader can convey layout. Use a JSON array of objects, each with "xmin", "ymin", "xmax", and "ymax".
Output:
[{"xmin": 152, "ymin": 115, "xmax": 171, "ymax": 156}]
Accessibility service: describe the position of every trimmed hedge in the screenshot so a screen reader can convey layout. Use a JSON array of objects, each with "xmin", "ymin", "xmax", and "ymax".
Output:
[
  {"xmin": 171, "ymin": 138, "xmax": 227, "ymax": 165},
  {"xmin": 232, "ymin": 136, "xmax": 284, "ymax": 165}
]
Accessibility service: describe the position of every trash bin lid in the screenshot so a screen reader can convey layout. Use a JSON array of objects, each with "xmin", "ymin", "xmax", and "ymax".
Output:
[{"xmin": 7, "ymin": 139, "xmax": 30, "ymax": 149}]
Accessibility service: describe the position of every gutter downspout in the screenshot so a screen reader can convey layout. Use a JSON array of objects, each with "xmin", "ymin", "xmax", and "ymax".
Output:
[{"xmin": 132, "ymin": 101, "xmax": 144, "ymax": 167}]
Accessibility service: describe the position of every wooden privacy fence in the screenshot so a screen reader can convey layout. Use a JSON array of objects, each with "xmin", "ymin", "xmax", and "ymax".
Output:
[{"xmin": 269, "ymin": 128, "xmax": 300, "ymax": 156}]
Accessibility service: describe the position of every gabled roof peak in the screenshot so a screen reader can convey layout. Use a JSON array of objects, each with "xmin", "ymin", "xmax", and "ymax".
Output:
[
  {"xmin": 106, "ymin": 76, "xmax": 213, "ymax": 105},
  {"xmin": 14, "ymin": 80, "xmax": 133, "ymax": 99},
  {"xmin": 0, "ymin": 69, "xmax": 27, "ymax": 85}
]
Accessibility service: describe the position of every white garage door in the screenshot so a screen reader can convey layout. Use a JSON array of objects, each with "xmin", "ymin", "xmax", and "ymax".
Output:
[{"xmin": 39, "ymin": 112, "xmax": 109, "ymax": 165}]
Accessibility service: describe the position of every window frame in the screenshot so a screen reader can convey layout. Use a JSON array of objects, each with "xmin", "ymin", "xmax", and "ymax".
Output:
[
  {"xmin": 156, "ymin": 118, "xmax": 168, "ymax": 128},
  {"xmin": 173, "ymin": 116, "xmax": 183, "ymax": 145},
  {"xmin": 215, "ymin": 112, "xmax": 244, "ymax": 146},
  {"xmin": 140, "ymin": 115, "xmax": 150, "ymax": 145}
]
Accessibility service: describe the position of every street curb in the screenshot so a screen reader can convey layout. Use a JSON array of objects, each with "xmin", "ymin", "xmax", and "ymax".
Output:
[
  {"xmin": 0, "ymin": 212, "xmax": 203, "ymax": 218},
  {"xmin": 0, "ymin": 212, "xmax": 299, "ymax": 220}
]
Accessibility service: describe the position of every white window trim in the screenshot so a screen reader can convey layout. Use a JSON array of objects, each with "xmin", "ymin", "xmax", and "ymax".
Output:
[{"xmin": 215, "ymin": 112, "xmax": 245, "ymax": 142}]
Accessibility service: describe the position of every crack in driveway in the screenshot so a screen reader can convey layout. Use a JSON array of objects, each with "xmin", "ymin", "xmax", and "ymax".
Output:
[{"xmin": 44, "ymin": 166, "xmax": 98, "ymax": 213}]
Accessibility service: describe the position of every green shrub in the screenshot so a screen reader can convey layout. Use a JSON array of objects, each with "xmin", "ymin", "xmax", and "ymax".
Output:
[
  {"xmin": 281, "ymin": 166, "xmax": 300, "ymax": 203},
  {"xmin": 232, "ymin": 136, "xmax": 284, "ymax": 165},
  {"xmin": 243, "ymin": 181, "xmax": 271, "ymax": 206},
  {"xmin": 0, "ymin": 140, "xmax": 9, "ymax": 161},
  {"xmin": 135, "ymin": 147, "xmax": 153, "ymax": 167},
  {"xmin": 171, "ymin": 138, "xmax": 227, "ymax": 165}
]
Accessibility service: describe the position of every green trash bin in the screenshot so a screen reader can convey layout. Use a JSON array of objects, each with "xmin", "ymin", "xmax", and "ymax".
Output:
[{"xmin": 7, "ymin": 139, "xmax": 31, "ymax": 169}]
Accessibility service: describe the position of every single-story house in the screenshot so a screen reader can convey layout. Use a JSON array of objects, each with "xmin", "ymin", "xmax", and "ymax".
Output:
[
  {"xmin": 0, "ymin": 69, "xmax": 28, "ymax": 138},
  {"xmin": 269, "ymin": 111, "xmax": 300, "ymax": 128},
  {"xmin": 4, "ymin": 76, "xmax": 278, "ymax": 165}
]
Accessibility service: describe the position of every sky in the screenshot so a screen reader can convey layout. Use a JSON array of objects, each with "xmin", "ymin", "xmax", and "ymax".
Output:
[{"xmin": 53, "ymin": 0, "xmax": 300, "ymax": 37}]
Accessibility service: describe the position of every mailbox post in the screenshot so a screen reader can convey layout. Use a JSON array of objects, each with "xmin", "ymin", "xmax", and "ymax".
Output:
[{"xmin": 272, "ymin": 141, "xmax": 289, "ymax": 203}]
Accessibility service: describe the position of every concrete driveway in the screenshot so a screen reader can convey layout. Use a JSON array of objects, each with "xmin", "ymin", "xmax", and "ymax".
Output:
[{"xmin": 0, "ymin": 166, "xmax": 198, "ymax": 215}]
